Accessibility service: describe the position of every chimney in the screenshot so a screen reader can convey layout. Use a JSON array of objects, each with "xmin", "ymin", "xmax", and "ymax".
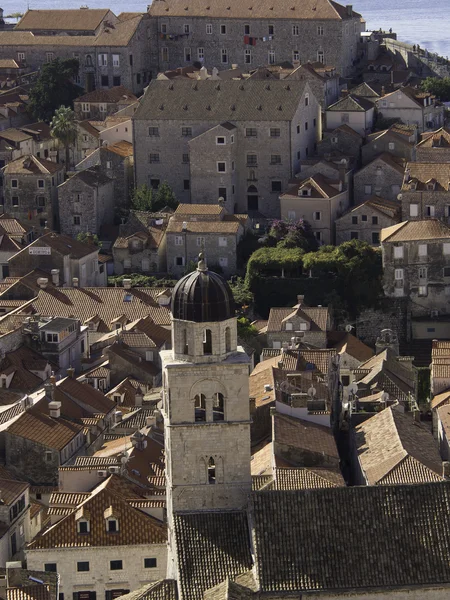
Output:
[
  {"xmin": 51, "ymin": 269, "xmax": 60, "ymax": 286},
  {"xmin": 198, "ymin": 66, "xmax": 208, "ymax": 80},
  {"xmin": 231, "ymin": 64, "xmax": 238, "ymax": 70},
  {"xmin": 381, "ymin": 85, "xmax": 386, "ymax": 96},
  {"xmin": 48, "ymin": 400, "xmax": 61, "ymax": 419},
  {"xmin": 66, "ymin": 366, "xmax": 75, "ymax": 379},
  {"xmin": 44, "ymin": 381, "xmax": 54, "ymax": 402},
  {"xmin": 443, "ymin": 461, "xmax": 450, "ymax": 479},
  {"xmin": 135, "ymin": 389, "xmax": 143, "ymax": 406},
  {"xmin": 123, "ymin": 278, "xmax": 132, "ymax": 290},
  {"xmin": 182, "ymin": 221, "xmax": 187, "ymax": 232},
  {"xmin": 218, "ymin": 196, "xmax": 225, "ymax": 207},
  {"xmin": 72, "ymin": 277, "xmax": 79, "ymax": 287},
  {"xmin": 346, "ymin": 4, "xmax": 353, "ymax": 16},
  {"xmin": 37, "ymin": 277, "xmax": 48, "ymax": 290},
  {"xmin": 297, "ymin": 295, "xmax": 304, "ymax": 304}
]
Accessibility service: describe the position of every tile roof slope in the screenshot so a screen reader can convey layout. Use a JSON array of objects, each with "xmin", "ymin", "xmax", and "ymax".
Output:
[
  {"xmin": 381, "ymin": 218, "xmax": 450, "ymax": 242},
  {"xmin": 431, "ymin": 390, "xmax": 450, "ymax": 410},
  {"xmin": 0, "ymin": 128, "xmax": 32, "ymax": 143},
  {"xmin": 133, "ymin": 316, "xmax": 171, "ymax": 346},
  {"xmin": 166, "ymin": 220, "xmax": 242, "ymax": 234},
  {"xmin": 30, "ymin": 231, "xmax": 97, "ymax": 258},
  {"xmin": 57, "ymin": 376, "xmax": 115, "ymax": 414},
  {"xmin": 403, "ymin": 162, "xmax": 450, "ymax": 189},
  {"xmin": 68, "ymin": 167, "xmax": 112, "ymax": 188},
  {"xmin": 149, "ymin": 0, "xmax": 360, "ymax": 20},
  {"xmin": 133, "ymin": 79, "xmax": 309, "ymax": 122},
  {"xmin": 368, "ymin": 151, "xmax": 406, "ymax": 174},
  {"xmin": 174, "ymin": 511, "xmax": 253, "ymax": 600},
  {"xmin": 354, "ymin": 406, "xmax": 443, "ymax": 484},
  {"xmin": 417, "ymin": 127, "xmax": 450, "ymax": 148},
  {"xmin": 174, "ymin": 203, "xmax": 223, "ymax": 215},
  {"xmin": 110, "ymin": 581, "xmax": 177, "ymax": 600},
  {"xmin": 274, "ymin": 413, "xmax": 339, "ymax": 459},
  {"xmin": 251, "ymin": 482, "xmax": 450, "ymax": 592},
  {"xmin": 274, "ymin": 467, "xmax": 344, "ymax": 489},
  {"xmin": 0, "ymin": 478, "xmax": 29, "ymax": 505},
  {"xmin": 7, "ymin": 397, "xmax": 83, "ymax": 450},
  {"xmin": 0, "ymin": 216, "xmax": 31, "ymax": 236},
  {"xmin": 76, "ymin": 86, "xmax": 137, "ymax": 104},
  {"xmin": 331, "ymin": 123, "xmax": 364, "ymax": 138},
  {"xmin": 378, "ymin": 454, "xmax": 443, "ymax": 485},
  {"xmin": 329, "ymin": 332, "xmax": 374, "ymax": 362},
  {"xmin": 282, "ymin": 173, "xmax": 342, "ymax": 199},
  {"xmin": 0, "ymin": 345, "xmax": 50, "ymax": 392},
  {"xmin": 3, "ymin": 155, "xmax": 61, "ymax": 174},
  {"xmin": 267, "ymin": 304, "xmax": 329, "ymax": 332},
  {"xmin": 104, "ymin": 141, "xmax": 133, "ymax": 157},
  {"xmin": 204, "ymin": 580, "xmax": 254, "ymax": 600},
  {"xmin": 15, "ymin": 8, "xmax": 111, "ymax": 31},
  {"xmin": 327, "ymin": 94, "xmax": 374, "ymax": 112},
  {"xmin": 14, "ymin": 287, "xmax": 171, "ymax": 330},
  {"xmin": 349, "ymin": 81, "xmax": 380, "ymax": 98}
]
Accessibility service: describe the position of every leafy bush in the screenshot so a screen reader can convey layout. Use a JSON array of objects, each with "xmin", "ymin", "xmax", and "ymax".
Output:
[{"xmin": 108, "ymin": 274, "xmax": 177, "ymax": 288}]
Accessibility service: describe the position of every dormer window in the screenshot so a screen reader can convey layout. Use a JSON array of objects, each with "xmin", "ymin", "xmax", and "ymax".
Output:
[
  {"xmin": 299, "ymin": 322, "xmax": 308, "ymax": 331},
  {"xmin": 104, "ymin": 507, "xmax": 119, "ymax": 532},
  {"xmin": 285, "ymin": 322, "xmax": 293, "ymax": 331},
  {"xmin": 426, "ymin": 181, "xmax": 436, "ymax": 191},
  {"xmin": 77, "ymin": 519, "xmax": 90, "ymax": 534}
]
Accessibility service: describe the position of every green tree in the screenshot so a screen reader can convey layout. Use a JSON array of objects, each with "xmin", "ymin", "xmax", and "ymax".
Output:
[
  {"xmin": 229, "ymin": 277, "xmax": 254, "ymax": 310},
  {"xmin": 131, "ymin": 184, "xmax": 154, "ymax": 211},
  {"xmin": 269, "ymin": 218, "xmax": 318, "ymax": 251},
  {"xmin": 28, "ymin": 58, "xmax": 81, "ymax": 122},
  {"xmin": 131, "ymin": 182, "xmax": 178, "ymax": 212},
  {"xmin": 6, "ymin": 12, "xmax": 23, "ymax": 21},
  {"xmin": 421, "ymin": 76, "xmax": 450, "ymax": 101},
  {"xmin": 76, "ymin": 232, "xmax": 101, "ymax": 247},
  {"xmin": 50, "ymin": 106, "xmax": 78, "ymax": 168},
  {"xmin": 153, "ymin": 181, "xmax": 178, "ymax": 211}
]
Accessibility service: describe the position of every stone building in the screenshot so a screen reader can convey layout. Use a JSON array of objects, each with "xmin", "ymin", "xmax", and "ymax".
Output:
[
  {"xmin": 15, "ymin": 8, "xmax": 118, "ymax": 36},
  {"xmin": 325, "ymin": 94, "xmax": 375, "ymax": 137},
  {"xmin": 286, "ymin": 62, "xmax": 341, "ymax": 110},
  {"xmin": 362, "ymin": 123, "xmax": 417, "ymax": 165},
  {"xmin": 0, "ymin": 12, "xmax": 152, "ymax": 94},
  {"xmin": 279, "ymin": 173, "xmax": 349, "ymax": 245},
  {"xmin": 336, "ymin": 196, "xmax": 400, "ymax": 245},
  {"xmin": 132, "ymin": 78, "xmax": 319, "ymax": 216},
  {"xmin": 353, "ymin": 152, "xmax": 405, "ymax": 203},
  {"xmin": 381, "ymin": 219, "xmax": 450, "ymax": 317},
  {"xmin": 0, "ymin": 479, "xmax": 30, "ymax": 563},
  {"xmin": 317, "ymin": 123, "xmax": 363, "ymax": 163},
  {"xmin": 376, "ymin": 87, "xmax": 445, "ymax": 133},
  {"xmin": 0, "ymin": 223, "xmax": 22, "ymax": 279},
  {"xmin": 75, "ymin": 121, "xmax": 100, "ymax": 166},
  {"xmin": 8, "ymin": 231, "xmax": 106, "ymax": 287},
  {"xmin": 147, "ymin": 0, "xmax": 364, "ymax": 78},
  {"xmin": 2, "ymin": 155, "xmax": 64, "ymax": 232},
  {"xmin": 73, "ymin": 86, "xmax": 137, "ymax": 121},
  {"xmin": 165, "ymin": 202, "xmax": 247, "ymax": 277},
  {"xmin": 113, "ymin": 211, "xmax": 168, "ymax": 275},
  {"xmin": 415, "ymin": 127, "xmax": 450, "ymax": 163},
  {"xmin": 58, "ymin": 167, "xmax": 114, "ymax": 238},
  {"xmin": 401, "ymin": 163, "xmax": 450, "ymax": 221},
  {"xmin": 266, "ymin": 295, "xmax": 330, "ymax": 349}
]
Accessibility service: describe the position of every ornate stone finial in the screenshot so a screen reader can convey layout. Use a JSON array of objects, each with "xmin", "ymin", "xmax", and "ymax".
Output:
[{"xmin": 197, "ymin": 252, "xmax": 207, "ymax": 272}]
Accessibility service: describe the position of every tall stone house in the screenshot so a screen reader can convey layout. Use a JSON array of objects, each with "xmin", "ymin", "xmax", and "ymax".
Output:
[
  {"xmin": 0, "ymin": 12, "xmax": 152, "ymax": 94},
  {"xmin": 362, "ymin": 124, "xmax": 417, "ymax": 165},
  {"xmin": 317, "ymin": 124, "xmax": 363, "ymax": 165},
  {"xmin": 376, "ymin": 87, "xmax": 445, "ymax": 133},
  {"xmin": 415, "ymin": 127, "xmax": 450, "ymax": 163},
  {"xmin": 401, "ymin": 163, "xmax": 450, "ymax": 221},
  {"xmin": 166, "ymin": 202, "xmax": 247, "ymax": 276},
  {"xmin": 0, "ymin": 479, "xmax": 30, "ymax": 563},
  {"xmin": 381, "ymin": 219, "xmax": 450, "ymax": 318},
  {"xmin": 2, "ymin": 155, "xmax": 64, "ymax": 232},
  {"xmin": 58, "ymin": 167, "xmax": 114, "ymax": 237},
  {"xmin": 336, "ymin": 196, "xmax": 400, "ymax": 245},
  {"xmin": 148, "ymin": 0, "xmax": 364, "ymax": 77},
  {"xmin": 286, "ymin": 62, "xmax": 341, "ymax": 111},
  {"xmin": 353, "ymin": 153, "xmax": 405, "ymax": 203},
  {"xmin": 133, "ymin": 78, "xmax": 319, "ymax": 217},
  {"xmin": 279, "ymin": 173, "xmax": 349, "ymax": 245},
  {"xmin": 73, "ymin": 86, "xmax": 137, "ymax": 121},
  {"xmin": 325, "ymin": 94, "xmax": 375, "ymax": 137}
]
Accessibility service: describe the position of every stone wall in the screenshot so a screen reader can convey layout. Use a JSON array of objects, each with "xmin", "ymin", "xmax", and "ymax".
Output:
[
  {"xmin": 353, "ymin": 158, "xmax": 403, "ymax": 203},
  {"xmin": 401, "ymin": 189, "xmax": 450, "ymax": 221},
  {"xmin": 357, "ymin": 298, "xmax": 409, "ymax": 347}
]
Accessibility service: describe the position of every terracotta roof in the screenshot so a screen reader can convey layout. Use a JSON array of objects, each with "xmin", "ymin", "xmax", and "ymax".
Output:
[
  {"xmin": 328, "ymin": 332, "xmax": 374, "ymax": 362},
  {"xmin": 329, "ymin": 123, "xmax": 364, "ymax": 138},
  {"xmin": 281, "ymin": 173, "xmax": 343, "ymax": 199},
  {"xmin": 417, "ymin": 127, "xmax": 450, "ymax": 148},
  {"xmin": 15, "ymin": 287, "xmax": 170, "ymax": 331},
  {"xmin": 337, "ymin": 195, "xmax": 400, "ymax": 220},
  {"xmin": 107, "ymin": 378, "xmax": 147, "ymax": 407},
  {"xmin": 0, "ymin": 478, "xmax": 29, "ymax": 505},
  {"xmin": 349, "ymin": 81, "xmax": 380, "ymax": 98},
  {"xmin": 104, "ymin": 141, "xmax": 133, "ymax": 157},
  {"xmin": 149, "ymin": 0, "xmax": 360, "ymax": 20},
  {"xmin": 174, "ymin": 203, "xmax": 224, "ymax": 216},
  {"xmin": 431, "ymin": 390, "xmax": 450, "ymax": 410},
  {"xmin": 76, "ymin": 86, "xmax": 137, "ymax": 104},
  {"xmin": 0, "ymin": 128, "xmax": 32, "ymax": 143},
  {"xmin": 249, "ymin": 364, "xmax": 276, "ymax": 407},
  {"xmin": 381, "ymin": 219, "xmax": 450, "ymax": 243},
  {"xmin": 106, "ymin": 343, "xmax": 159, "ymax": 376},
  {"xmin": 134, "ymin": 80, "xmax": 309, "ymax": 122},
  {"xmin": 403, "ymin": 162, "xmax": 450, "ymax": 190},
  {"xmin": 166, "ymin": 218, "xmax": 242, "ymax": 234},
  {"xmin": 133, "ymin": 317, "xmax": 171, "ymax": 347},
  {"xmin": 28, "ymin": 476, "xmax": 166, "ymax": 549},
  {"xmin": 78, "ymin": 120, "xmax": 101, "ymax": 139},
  {"xmin": 56, "ymin": 376, "xmax": 115, "ymax": 415},
  {"xmin": 327, "ymin": 94, "xmax": 374, "ymax": 112},
  {"xmin": 274, "ymin": 413, "xmax": 339, "ymax": 459},
  {"xmin": 354, "ymin": 406, "xmax": 443, "ymax": 485},
  {"xmin": 362, "ymin": 151, "xmax": 406, "ymax": 175},
  {"xmin": 62, "ymin": 167, "xmax": 112, "ymax": 188},
  {"xmin": 110, "ymin": 581, "xmax": 177, "ymax": 600},
  {"xmin": 274, "ymin": 467, "xmax": 344, "ymax": 489},
  {"xmin": 3, "ymin": 155, "xmax": 61, "ymax": 175},
  {"xmin": 0, "ymin": 344, "xmax": 50, "ymax": 392},
  {"xmin": 432, "ymin": 364, "xmax": 450, "ymax": 379},
  {"xmin": 251, "ymin": 482, "xmax": 450, "ymax": 593},
  {"xmin": 7, "ymin": 397, "xmax": 84, "ymax": 451},
  {"xmin": 0, "ymin": 216, "xmax": 31, "ymax": 236},
  {"xmin": 49, "ymin": 492, "xmax": 90, "ymax": 506},
  {"xmin": 266, "ymin": 302, "xmax": 329, "ymax": 332},
  {"xmin": 15, "ymin": 8, "xmax": 111, "ymax": 31},
  {"xmin": 0, "ymin": 59, "xmax": 20, "ymax": 69},
  {"xmin": 114, "ymin": 407, "xmax": 157, "ymax": 431},
  {"xmin": 174, "ymin": 511, "xmax": 252, "ymax": 600}
]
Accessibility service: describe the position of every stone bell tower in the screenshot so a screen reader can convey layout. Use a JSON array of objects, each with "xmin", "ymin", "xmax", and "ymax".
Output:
[{"xmin": 160, "ymin": 254, "xmax": 252, "ymax": 572}]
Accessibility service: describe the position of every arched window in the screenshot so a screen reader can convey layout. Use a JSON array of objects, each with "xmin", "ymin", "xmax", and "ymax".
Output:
[
  {"xmin": 213, "ymin": 393, "xmax": 224, "ymax": 421},
  {"xmin": 225, "ymin": 327, "xmax": 231, "ymax": 353},
  {"xmin": 203, "ymin": 329, "xmax": 212, "ymax": 354},
  {"xmin": 182, "ymin": 328, "xmax": 188, "ymax": 354},
  {"xmin": 208, "ymin": 457, "xmax": 216, "ymax": 484},
  {"xmin": 247, "ymin": 185, "xmax": 258, "ymax": 211},
  {"xmin": 194, "ymin": 394, "xmax": 206, "ymax": 422},
  {"xmin": 85, "ymin": 54, "xmax": 93, "ymax": 66}
]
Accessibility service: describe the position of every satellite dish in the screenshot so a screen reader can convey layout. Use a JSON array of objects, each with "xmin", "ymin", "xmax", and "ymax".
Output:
[
  {"xmin": 307, "ymin": 386, "xmax": 317, "ymax": 398},
  {"xmin": 345, "ymin": 324, "xmax": 353, "ymax": 333},
  {"xmin": 348, "ymin": 382, "xmax": 358, "ymax": 395}
]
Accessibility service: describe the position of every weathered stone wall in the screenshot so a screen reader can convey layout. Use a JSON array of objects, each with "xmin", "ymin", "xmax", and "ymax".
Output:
[
  {"xmin": 336, "ymin": 203, "xmax": 398, "ymax": 245},
  {"xmin": 357, "ymin": 298, "xmax": 409, "ymax": 347},
  {"xmin": 362, "ymin": 136, "xmax": 414, "ymax": 165},
  {"xmin": 354, "ymin": 158, "xmax": 403, "ymax": 203},
  {"xmin": 401, "ymin": 189, "xmax": 450, "ymax": 221}
]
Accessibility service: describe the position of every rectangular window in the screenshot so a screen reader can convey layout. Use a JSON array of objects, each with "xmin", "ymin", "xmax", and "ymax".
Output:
[
  {"xmin": 101, "ymin": 75, "xmax": 109, "ymax": 87},
  {"xmin": 175, "ymin": 236, "xmax": 183, "ymax": 246},
  {"xmin": 12, "ymin": 196, "xmax": 19, "ymax": 207},
  {"xmin": 184, "ymin": 48, "xmax": 191, "ymax": 62},
  {"xmin": 418, "ymin": 244, "xmax": 427, "ymax": 256},
  {"xmin": 268, "ymin": 24, "xmax": 275, "ymax": 35},
  {"xmin": 73, "ymin": 216, "xmax": 81, "ymax": 226},
  {"xmin": 244, "ymin": 24, "xmax": 250, "ymax": 35},
  {"xmin": 293, "ymin": 50, "xmax": 299, "ymax": 62},
  {"xmin": 37, "ymin": 197, "xmax": 46, "ymax": 207},
  {"xmin": 217, "ymin": 162, "xmax": 226, "ymax": 173},
  {"xmin": 181, "ymin": 127, "xmax": 192, "ymax": 137},
  {"xmin": 270, "ymin": 128, "xmax": 281, "ymax": 138},
  {"xmin": 196, "ymin": 236, "xmax": 205, "ymax": 247},
  {"xmin": 394, "ymin": 269, "xmax": 404, "ymax": 280},
  {"xmin": 364, "ymin": 185, "xmax": 371, "ymax": 194},
  {"xmin": 175, "ymin": 256, "xmax": 185, "ymax": 266},
  {"xmin": 352, "ymin": 216, "xmax": 358, "ymax": 225},
  {"xmin": 77, "ymin": 562, "xmax": 89, "ymax": 572},
  {"xmin": 148, "ymin": 127, "xmax": 159, "ymax": 137},
  {"xmin": 161, "ymin": 47, "xmax": 169, "ymax": 62},
  {"xmin": 219, "ymin": 236, "xmax": 227, "ymax": 247},
  {"xmin": 372, "ymin": 216, "xmax": 378, "ymax": 225},
  {"xmin": 182, "ymin": 153, "xmax": 189, "ymax": 163},
  {"xmin": 216, "ymin": 136, "xmax": 225, "ymax": 145},
  {"xmin": 372, "ymin": 232, "xmax": 380, "ymax": 244},
  {"xmin": 271, "ymin": 181, "xmax": 282, "ymax": 192},
  {"xmin": 221, "ymin": 49, "xmax": 228, "ymax": 64},
  {"xmin": 206, "ymin": 23, "xmax": 212, "ymax": 34},
  {"xmin": 443, "ymin": 243, "xmax": 450, "ymax": 255},
  {"xmin": 183, "ymin": 179, "xmax": 190, "ymax": 190},
  {"xmin": 246, "ymin": 128, "xmax": 257, "ymax": 137},
  {"xmin": 292, "ymin": 24, "xmax": 299, "ymax": 35},
  {"xmin": 247, "ymin": 153, "xmax": 257, "ymax": 166},
  {"xmin": 361, "ymin": 215, "xmax": 367, "ymax": 222},
  {"xmin": 112, "ymin": 54, "xmax": 120, "ymax": 67},
  {"xmin": 219, "ymin": 257, "xmax": 228, "ymax": 267},
  {"xmin": 393, "ymin": 246, "xmax": 404, "ymax": 259},
  {"xmin": 426, "ymin": 205, "xmax": 435, "ymax": 217},
  {"xmin": 419, "ymin": 267, "xmax": 427, "ymax": 279},
  {"xmin": 149, "ymin": 153, "xmax": 160, "ymax": 164},
  {"xmin": 418, "ymin": 285, "xmax": 427, "ymax": 297},
  {"xmin": 220, "ymin": 24, "xmax": 227, "ymax": 34},
  {"xmin": 218, "ymin": 187, "xmax": 227, "ymax": 200},
  {"xmin": 160, "ymin": 23, "xmax": 167, "ymax": 33},
  {"xmin": 44, "ymin": 564, "xmax": 57, "ymax": 572},
  {"xmin": 113, "ymin": 76, "xmax": 121, "ymax": 86},
  {"xmin": 388, "ymin": 142, "xmax": 395, "ymax": 150},
  {"xmin": 287, "ymin": 210, "xmax": 296, "ymax": 220},
  {"xmin": 144, "ymin": 558, "xmax": 157, "ymax": 569},
  {"xmin": 46, "ymin": 52, "xmax": 54, "ymax": 63},
  {"xmin": 317, "ymin": 50, "xmax": 324, "ymax": 63},
  {"xmin": 11, "ymin": 179, "xmax": 18, "ymax": 188},
  {"xmin": 244, "ymin": 49, "xmax": 252, "ymax": 64},
  {"xmin": 350, "ymin": 231, "xmax": 359, "ymax": 240},
  {"xmin": 110, "ymin": 561, "xmax": 123, "ymax": 571},
  {"xmin": 268, "ymin": 50, "xmax": 275, "ymax": 64},
  {"xmin": 410, "ymin": 204, "xmax": 419, "ymax": 217},
  {"xmin": 150, "ymin": 178, "xmax": 160, "ymax": 189},
  {"xmin": 317, "ymin": 25, "xmax": 324, "ymax": 35},
  {"xmin": 314, "ymin": 211, "xmax": 321, "ymax": 221},
  {"xmin": 270, "ymin": 154, "xmax": 281, "ymax": 165},
  {"xmin": 184, "ymin": 24, "xmax": 190, "ymax": 34},
  {"xmin": 17, "ymin": 52, "xmax": 25, "ymax": 62},
  {"xmin": 99, "ymin": 103, "xmax": 107, "ymax": 113},
  {"xmin": 37, "ymin": 179, "xmax": 44, "ymax": 188},
  {"xmin": 98, "ymin": 53, "xmax": 107, "ymax": 66},
  {"xmin": 197, "ymin": 47, "xmax": 204, "ymax": 61}
]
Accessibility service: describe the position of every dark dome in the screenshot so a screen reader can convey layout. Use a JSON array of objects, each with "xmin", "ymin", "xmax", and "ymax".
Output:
[{"xmin": 171, "ymin": 254, "xmax": 235, "ymax": 323}]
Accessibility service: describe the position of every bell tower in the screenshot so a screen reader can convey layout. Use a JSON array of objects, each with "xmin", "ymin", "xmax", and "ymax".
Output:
[{"xmin": 161, "ymin": 254, "xmax": 251, "ymax": 572}]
